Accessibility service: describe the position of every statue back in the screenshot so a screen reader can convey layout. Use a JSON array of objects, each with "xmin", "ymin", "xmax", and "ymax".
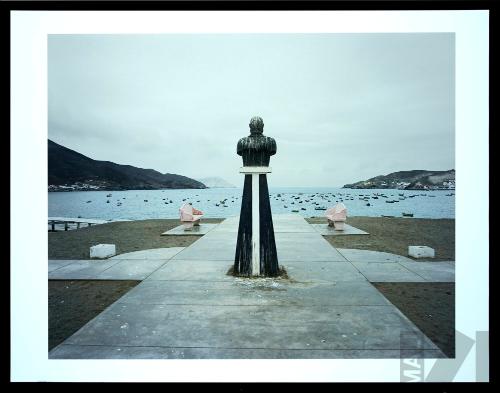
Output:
[{"xmin": 237, "ymin": 135, "xmax": 277, "ymax": 166}]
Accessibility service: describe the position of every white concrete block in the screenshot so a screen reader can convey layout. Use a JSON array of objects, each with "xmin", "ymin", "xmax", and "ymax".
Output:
[
  {"xmin": 90, "ymin": 244, "xmax": 116, "ymax": 259},
  {"xmin": 408, "ymin": 246, "xmax": 435, "ymax": 258}
]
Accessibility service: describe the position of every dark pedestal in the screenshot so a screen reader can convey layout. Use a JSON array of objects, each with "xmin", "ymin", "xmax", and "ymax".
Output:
[{"xmin": 234, "ymin": 174, "xmax": 279, "ymax": 276}]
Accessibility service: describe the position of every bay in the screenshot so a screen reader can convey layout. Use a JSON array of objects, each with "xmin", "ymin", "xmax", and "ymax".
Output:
[{"xmin": 48, "ymin": 187, "xmax": 455, "ymax": 221}]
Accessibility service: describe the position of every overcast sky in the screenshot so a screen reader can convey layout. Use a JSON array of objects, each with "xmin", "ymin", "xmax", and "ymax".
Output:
[{"xmin": 48, "ymin": 33, "xmax": 454, "ymax": 187}]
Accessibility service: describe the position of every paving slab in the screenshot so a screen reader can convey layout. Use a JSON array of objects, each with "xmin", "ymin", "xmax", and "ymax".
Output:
[
  {"xmin": 214, "ymin": 214, "xmax": 318, "ymax": 234},
  {"xmin": 171, "ymin": 233, "xmax": 237, "ymax": 261},
  {"xmin": 111, "ymin": 247, "xmax": 185, "ymax": 260},
  {"xmin": 274, "ymin": 233, "xmax": 348, "ymax": 262},
  {"xmin": 171, "ymin": 232, "xmax": 348, "ymax": 262},
  {"xmin": 398, "ymin": 261, "xmax": 455, "ymax": 282},
  {"xmin": 351, "ymin": 262, "xmax": 426, "ymax": 282},
  {"xmin": 59, "ymin": 303, "xmax": 438, "ymax": 351},
  {"xmin": 209, "ymin": 216, "xmax": 239, "ymax": 233},
  {"xmin": 48, "ymin": 260, "xmax": 79, "ymax": 272},
  {"xmin": 272, "ymin": 215, "xmax": 320, "ymax": 233},
  {"xmin": 48, "ymin": 259, "xmax": 120, "ymax": 280},
  {"xmin": 49, "ymin": 344, "xmax": 445, "ymax": 359},
  {"xmin": 115, "ymin": 280, "xmax": 389, "ymax": 307},
  {"xmin": 148, "ymin": 259, "xmax": 366, "ymax": 283},
  {"xmin": 273, "ymin": 221, "xmax": 318, "ymax": 233},
  {"xmin": 147, "ymin": 259, "xmax": 234, "ymax": 281},
  {"xmin": 96, "ymin": 259, "xmax": 168, "ymax": 280},
  {"xmin": 312, "ymin": 224, "xmax": 369, "ymax": 236},
  {"xmin": 337, "ymin": 249, "xmax": 415, "ymax": 263},
  {"xmin": 161, "ymin": 224, "xmax": 218, "ymax": 236},
  {"xmin": 282, "ymin": 261, "xmax": 367, "ymax": 282}
]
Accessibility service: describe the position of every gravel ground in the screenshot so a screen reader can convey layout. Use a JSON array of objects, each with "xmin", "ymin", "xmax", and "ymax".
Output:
[
  {"xmin": 306, "ymin": 216, "xmax": 455, "ymax": 261},
  {"xmin": 49, "ymin": 280, "xmax": 140, "ymax": 350},
  {"xmin": 373, "ymin": 282, "xmax": 455, "ymax": 358},
  {"xmin": 48, "ymin": 218, "xmax": 223, "ymax": 259}
]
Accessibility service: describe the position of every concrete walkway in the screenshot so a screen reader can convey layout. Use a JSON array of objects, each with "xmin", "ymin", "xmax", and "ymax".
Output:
[
  {"xmin": 49, "ymin": 214, "xmax": 450, "ymax": 359},
  {"xmin": 49, "ymin": 248, "xmax": 185, "ymax": 280}
]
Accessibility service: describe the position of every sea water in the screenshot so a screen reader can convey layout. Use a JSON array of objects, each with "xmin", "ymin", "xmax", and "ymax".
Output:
[{"xmin": 48, "ymin": 187, "xmax": 455, "ymax": 221}]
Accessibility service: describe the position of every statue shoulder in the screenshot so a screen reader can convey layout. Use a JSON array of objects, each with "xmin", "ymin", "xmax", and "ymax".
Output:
[
  {"xmin": 237, "ymin": 137, "xmax": 249, "ymax": 155},
  {"xmin": 265, "ymin": 136, "xmax": 276, "ymax": 144},
  {"xmin": 265, "ymin": 136, "xmax": 277, "ymax": 154}
]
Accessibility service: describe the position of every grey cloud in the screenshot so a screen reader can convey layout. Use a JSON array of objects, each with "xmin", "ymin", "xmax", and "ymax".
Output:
[{"xmin": 49, "ymin": 33, "xmax": 454, "ymax": 187}]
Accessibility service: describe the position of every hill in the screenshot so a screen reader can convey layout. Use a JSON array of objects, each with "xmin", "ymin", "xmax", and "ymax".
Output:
[
  {"xmin": 48, "ymin": 139, "xmax": 206, "ymax": 191},
  {"xmin": 196, "ymin": 177, "xmax": 236, "ymax": 188},
  {"xmin": 342, "ymin": 169, "xmax": 455, "ymax": 190}
]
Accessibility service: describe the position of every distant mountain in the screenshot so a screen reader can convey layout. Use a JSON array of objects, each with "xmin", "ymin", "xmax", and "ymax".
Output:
[
  {"xmin": 342, "ymin": 169, "xmax": 455, "ymax": 190},
  {"xmin": 196, "ymin": 177, "xmax": 236, "ymax": 188},
  {"xmin": 48, "ymin": 139, "xmax": 206, "ymax": 191}
]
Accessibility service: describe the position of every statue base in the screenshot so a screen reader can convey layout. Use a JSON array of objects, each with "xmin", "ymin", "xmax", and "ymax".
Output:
[{"xmin": 234, "ymin": 167, "xmax": 279, "ymax": 277}]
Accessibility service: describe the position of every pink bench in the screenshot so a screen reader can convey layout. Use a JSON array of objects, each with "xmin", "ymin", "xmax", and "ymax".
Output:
[
  {"xmin": 179, "ymin": 203, "xmax": 204, "ymax": 231},
  {"xmin": 325, "ymin": 203, "xmax": 347, "ymax": 230}
]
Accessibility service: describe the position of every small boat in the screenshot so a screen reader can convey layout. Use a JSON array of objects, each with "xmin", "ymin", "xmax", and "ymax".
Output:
[
  {"xmin": 402, "ymin": 213, "xmax": 413, "ymax": 217},
  {"xmin": 292, "ymin": 210, "xmax": 299, "ymax": 212},
  {"xmin": 314, "ymin": 207, "xmax": 327, "ymax": 210},
  {"xmin": 86, "ymin": 201, "xmax": 92, "ymax": 203}
]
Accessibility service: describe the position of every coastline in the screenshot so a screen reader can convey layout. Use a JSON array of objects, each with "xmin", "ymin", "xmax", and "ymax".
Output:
[{"xmin": 48, "ymin": 216, "xmax": 454, "ymax": 261}]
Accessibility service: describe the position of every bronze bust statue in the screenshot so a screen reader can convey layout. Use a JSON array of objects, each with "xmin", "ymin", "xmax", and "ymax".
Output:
[
  {"xmin": 234, "ymin": 116, "xmax": 279, "ymax": 277},
  {"xmin": 237, "ymin": 116, "xmax": 277, "ymax": 167}
]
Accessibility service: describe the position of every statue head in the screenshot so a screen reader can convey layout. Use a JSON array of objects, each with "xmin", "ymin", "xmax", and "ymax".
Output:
[{"xmin": 249, "ymin": 116, "xmax": 264, "ymax": 135}]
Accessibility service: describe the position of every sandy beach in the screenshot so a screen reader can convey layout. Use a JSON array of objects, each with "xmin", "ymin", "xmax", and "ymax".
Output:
[
  {"xmin": 49, "ymin": 216, "xmax": 454, "ymax": 261},
  {"xmin": 306, "ymin": 216, "xmax": 455, "ymax": 261}
]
